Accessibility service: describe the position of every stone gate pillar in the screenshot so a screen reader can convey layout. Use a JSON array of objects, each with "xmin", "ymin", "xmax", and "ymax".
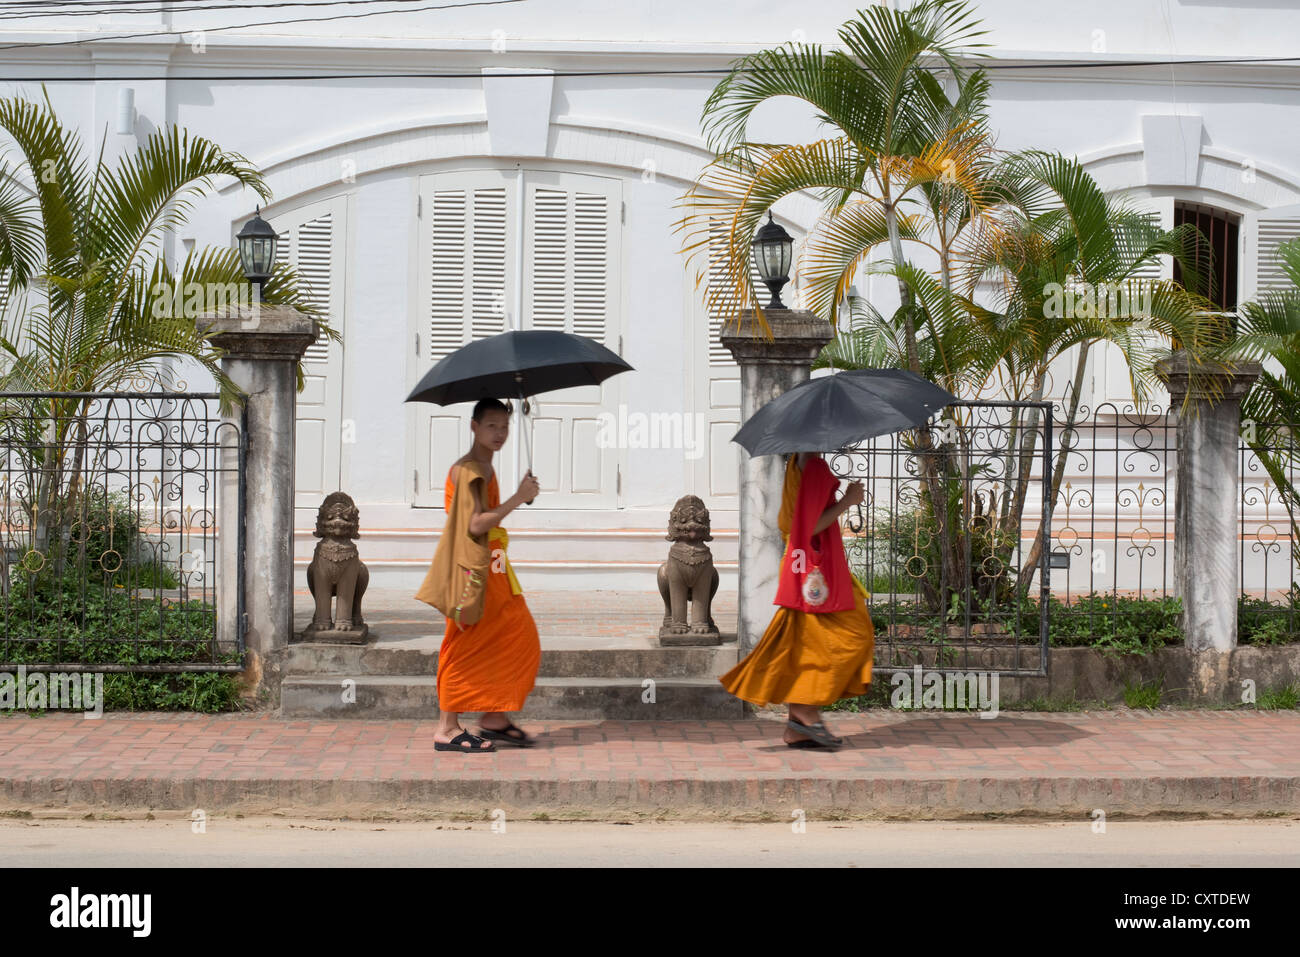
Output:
[
  {"xmin": 1155, "ymin": 350, "xmax": 1261, "ymax": 698},
  {"xmin": 200, "ymin": 304, "xmax": 318, "ymax": 697},
  {"xmin": 721, "ymin": 308, "xmax": 833, "ymax": 651}
]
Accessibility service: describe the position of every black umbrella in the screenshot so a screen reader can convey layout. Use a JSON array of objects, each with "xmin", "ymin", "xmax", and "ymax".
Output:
[
  {"xmin": 405, "ymin": 329, "xmax": 633, "ymax": 471},
  {"xmin": 406, "ymin": 329, "xmax": 632, "ymax": 406},
  {"xmin": 731, "ymin": 368, "xmax": 956, "ymax": 456}
]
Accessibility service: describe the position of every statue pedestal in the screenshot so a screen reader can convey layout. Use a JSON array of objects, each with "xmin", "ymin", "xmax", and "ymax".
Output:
[
  {"xmin": 659, "ymin": 628, "xmax": 722, "ymax": 647},
  {"xmin": 297, "ymin": 624, "xmax": 370, "ymax": 645}
]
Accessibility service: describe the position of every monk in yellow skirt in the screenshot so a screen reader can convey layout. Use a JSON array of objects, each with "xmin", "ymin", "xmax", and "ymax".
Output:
[
  {"xmin": 415, "ymin": 398, "xmax": 541, "ymax": 753},
  {"xmin": 719, "ymin": 452, "xmax": 874, "ymax": 748}
]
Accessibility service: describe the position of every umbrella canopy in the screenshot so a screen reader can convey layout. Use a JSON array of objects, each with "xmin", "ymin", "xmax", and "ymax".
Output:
[
  {"xmin": 405, "ymin": 329, "xmax": 633, "ymax": 405},
  {"xmin": 731, "ymin": 369, "xmax": 956, "ymax": 456}
]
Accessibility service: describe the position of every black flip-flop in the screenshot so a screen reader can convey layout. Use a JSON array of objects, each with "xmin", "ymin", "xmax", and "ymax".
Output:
[
  {"xmin": 435, "ymin": 729, "xmax": 496, "ymax": 753},
  {"xmin": 786, "ymin": 717, "xmax": 844, "ymax": 749},
  {"xmin": 477, "ymin": 722, "xmax": 536, "ymax": 748}
]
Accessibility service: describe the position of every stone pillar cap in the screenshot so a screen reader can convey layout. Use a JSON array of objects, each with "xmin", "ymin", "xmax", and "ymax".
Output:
[
  {"xmin": 1155, "ymin": 349, "xmax": 1262, "ymax": 403},
  {"xmin": 197, "ymin": 304, "xmax": 320, "ymax": 362},
  {"xmin": 719, "ymin": 308, "xmax": 834, "ymax": 365}
]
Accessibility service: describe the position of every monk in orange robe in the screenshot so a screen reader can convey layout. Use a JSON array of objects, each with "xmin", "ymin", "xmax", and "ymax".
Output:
[
  {"xmin": 417, "ymin": 398, "xmax": 541, "ymax": 753},
  {"xmin": 719, "ymin": 452, "xmax": 874, "ymax": 748}
]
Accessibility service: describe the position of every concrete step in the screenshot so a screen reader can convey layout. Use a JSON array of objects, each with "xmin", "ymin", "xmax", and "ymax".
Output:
[
  {"xmin": 280, "ymin": 675, "xmax": 744, "ymax": 720},
  {"xmin": 284, "ymin": 638, "xmax": 739, "ymax": 679}
]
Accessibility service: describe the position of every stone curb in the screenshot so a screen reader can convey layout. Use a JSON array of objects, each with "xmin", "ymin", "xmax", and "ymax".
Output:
[{"xmin": 3, "ymin": 772, "xmax": 1297, "ymax": 821}]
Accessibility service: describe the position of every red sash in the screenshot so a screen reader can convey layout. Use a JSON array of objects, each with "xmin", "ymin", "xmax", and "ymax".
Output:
[{"xmin": 773, "ymin": 456, "xmax": 855, "ymax": 613}]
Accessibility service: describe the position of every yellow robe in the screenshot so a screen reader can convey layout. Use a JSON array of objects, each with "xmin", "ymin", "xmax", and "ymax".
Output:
[
  {"xmin": 719, "ymin": 456, "xmax": 875, "ymax": 707},
  {"xmin": 434, "ymin": 463, "xmax": 541, "ymax": 713}
]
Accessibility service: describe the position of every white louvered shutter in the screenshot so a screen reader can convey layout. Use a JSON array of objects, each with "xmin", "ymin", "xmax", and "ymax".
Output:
[
  {"xmin": 706, "ymin": 220, "xmax": 766, "ymax": 366},
  {"xmin": 267, "ymin": 198, "xmax": 346, "ymax": 507},
  {"xmin": 296, "ymin": 214, "xmax": 333, "ymax": 362},
  {"xmin": 429, "ymin": 189, "xmax": 467, "ymax": 359},
  {"xmin": 427, "ymin": 183, "xmax": 509, "ymax": 361},
  {"xmin": 525, "ymin": 184, "xmax": 612, "ymax": 343},
  {"xmin": 1243, "ymin": 203, "xmax": 1300, "ymax": 301}
]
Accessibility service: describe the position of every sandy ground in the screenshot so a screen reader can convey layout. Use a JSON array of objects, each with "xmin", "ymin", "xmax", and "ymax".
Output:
[{"xmin": 0, "ymin": 816, "xmax": 1296, "ymax": 867}]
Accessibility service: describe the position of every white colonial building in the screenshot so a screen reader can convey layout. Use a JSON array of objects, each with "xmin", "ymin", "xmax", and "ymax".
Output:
[{"xmin": 3, "ymin": 0, "xmax": 1299, "ymax": 594}]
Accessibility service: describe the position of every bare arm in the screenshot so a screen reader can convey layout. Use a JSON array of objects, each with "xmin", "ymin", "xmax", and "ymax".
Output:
[
  {"xmin": 812, "ymin": 481, "xmax": 864, "ymax": 536},
  {"xmin": 468, "ymin": 481, "xmax": 525, "ymax": 537}
]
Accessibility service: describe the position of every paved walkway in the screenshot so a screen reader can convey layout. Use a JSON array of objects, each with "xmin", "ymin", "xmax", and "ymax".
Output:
[{"xmin": 0, "ymin": 710, "xmax": 1296, "ymax": 819}]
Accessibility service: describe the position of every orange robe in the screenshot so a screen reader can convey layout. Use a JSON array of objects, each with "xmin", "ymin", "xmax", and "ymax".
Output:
[
  {"xmin": 719, "ymin": 455, "xmax": 875, "ymax": 707},
  {"xmin": 436, "ymin": 464, "xmax": 541, "ymax": 713}
]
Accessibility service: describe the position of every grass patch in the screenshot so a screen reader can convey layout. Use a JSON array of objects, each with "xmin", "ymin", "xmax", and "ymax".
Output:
[
  {"xmin": 1123, "ymin": 676, "xmax": 1164, "ymax": 710},
  {"xmin": 1256, "ymin": 683, "xmax": 1300, "ymax": 710}
]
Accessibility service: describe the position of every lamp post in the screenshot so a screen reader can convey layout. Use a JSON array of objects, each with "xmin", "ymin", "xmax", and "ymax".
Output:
[
  {"xmin": 236, "ymin": 205, "xmax": 277, "ymax": 301},
  {"xmin": 751, "ymin": 211, "xmax": 794, "ymax": 309}
]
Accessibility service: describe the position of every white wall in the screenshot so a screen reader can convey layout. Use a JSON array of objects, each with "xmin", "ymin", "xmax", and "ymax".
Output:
[{"xmin": 2, "ymin": 0, "xmax": 1299, "ymax": 543}]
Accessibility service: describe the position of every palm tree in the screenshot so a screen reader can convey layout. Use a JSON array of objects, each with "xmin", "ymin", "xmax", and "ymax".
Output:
[
  {"xmin": 0, "ymin": 89, "xmax": 334, "ymax": 577},
  {"xmin": 680, "ymin": 2, "xmax": 1223, "ymax": 615},
  {"xmin": 832, "ymin": 151, "xmax": 1221, "ymax": 603},
  {"xmin": 678, "ymin": 0, "xmax": 996, "ymax": 612}
]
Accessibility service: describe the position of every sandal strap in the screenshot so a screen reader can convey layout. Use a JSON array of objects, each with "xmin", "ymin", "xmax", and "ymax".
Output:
[{"xmin": 450, "ymin": 729, "xmax": 490, "ymax": 748}]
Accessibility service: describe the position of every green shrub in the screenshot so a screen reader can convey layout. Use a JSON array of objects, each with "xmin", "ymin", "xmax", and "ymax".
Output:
[{"xmin": 1238, "ymin": 593, "xmax": 1300, "ymax": 645}]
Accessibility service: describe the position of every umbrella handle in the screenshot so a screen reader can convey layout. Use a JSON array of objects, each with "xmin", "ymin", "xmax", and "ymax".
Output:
[
  {"xmin": 846, "ymin": 501, "xmax": 866, "ymax": 534},
  {"xmin": 516, "ymin": 380, "xmax": 536, "ymax": 505}
]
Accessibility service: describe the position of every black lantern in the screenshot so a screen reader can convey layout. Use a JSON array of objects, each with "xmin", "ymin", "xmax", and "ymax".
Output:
[
  {"xmin": 751, "ymin": 211, "xmax": 794, "ymax": 309},
  {"xmin": 236, "ymin": 205, "xmax": 277, "ymax": 293}
]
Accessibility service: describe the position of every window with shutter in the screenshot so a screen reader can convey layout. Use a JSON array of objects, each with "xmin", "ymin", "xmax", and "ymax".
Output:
[{"xmin": 1172, "ymin": 202, "xmax": 1240, "ymax": 313}]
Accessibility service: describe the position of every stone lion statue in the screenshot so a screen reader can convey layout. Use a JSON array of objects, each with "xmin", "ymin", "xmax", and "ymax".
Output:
[
  {"xmin": 302, "ymin": 491, "xmax": 369, "ymax": 642},
  {"xmin": 657, "ymin": 494, "xmax": 720, "ymax": 644}
]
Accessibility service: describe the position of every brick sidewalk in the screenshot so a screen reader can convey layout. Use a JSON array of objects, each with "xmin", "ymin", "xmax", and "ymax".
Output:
[{"xmin": 0, "ymin": 710, "xmax": 1296, "ymax": 819}]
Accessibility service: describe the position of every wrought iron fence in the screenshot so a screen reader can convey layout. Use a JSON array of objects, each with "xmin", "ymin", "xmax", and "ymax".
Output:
[
  {"xmin": 0, "ymin": 384, "xmax": 243, "ymax": 671},
  {"xmin": 830, "ymin": 399, "xmax": 1052, "ymax": 677},
  {"xmin": 1043, "ymin": 400, "xmax": 1179, "ymax": 650},
  {"xmin": 1239, "ymin": 422, "xmax": 1300, "ymax": 643},
  {"xmin": 834, "ymin": 395, "xmax": 1300, "ymax": 667}
]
